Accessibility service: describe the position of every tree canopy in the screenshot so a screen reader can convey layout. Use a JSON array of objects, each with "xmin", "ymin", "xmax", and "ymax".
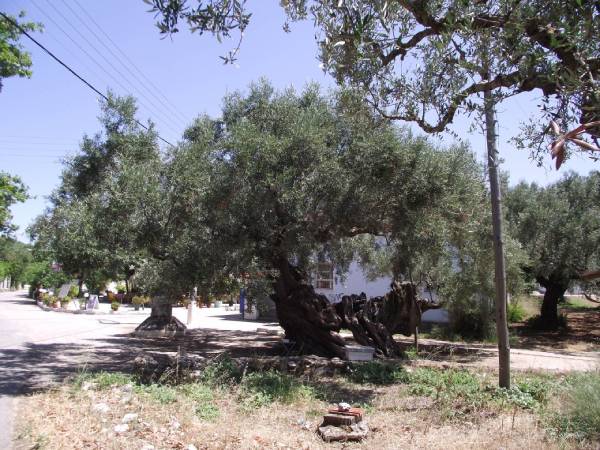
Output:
[
  {"xmin": 147, "ymin": 0, "xmax": 600, "ymax": 163},
  {"xmin": 0, "ymin": 11, "xmax": 41, "ymax": 92},
  {"xmin": 0, "ymin": 171, "xmax": 28, "ymax": 236}
]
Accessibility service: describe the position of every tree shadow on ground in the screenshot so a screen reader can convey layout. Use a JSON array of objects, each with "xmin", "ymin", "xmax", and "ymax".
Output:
[
  {"xmin": 2, "ymin": 298, "xmax": 37, "ymax": 306},
  {"xmin": 511, "ymin": 308, "xmax": 600, "ymax": 353},
  {"xmin": 314, "ymin": 378, "xmax": 378, "ymax": 406},
  {"xmin": 0, "ymin": 328, "xmax": 283, "ymax": 396},
  {"xmin": 402, "ymin": 342, "xmax": 496, "ymax": 364}
]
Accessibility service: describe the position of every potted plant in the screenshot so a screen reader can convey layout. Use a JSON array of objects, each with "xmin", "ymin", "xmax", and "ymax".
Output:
[
  {"xmin": 111, "ymin": 300, "xmax": 120, "ymax": 312},
  {"xmin": 68, "ymin": 285, "xmax": 79, "ymax": 299},
  {"xmin": 132, "ymin": 295, "xmax": 148, "ymax": 311},
  {"xmin": 50, "ymin": 296, "xmax": 59, "ymax": 308},
  {"xmin": 61, "ymin": 296, "xmax": 71, "ymax": 309},
  {"xmin": 78, "ymin": 297, "xmax": 87, "ymax": 310}
]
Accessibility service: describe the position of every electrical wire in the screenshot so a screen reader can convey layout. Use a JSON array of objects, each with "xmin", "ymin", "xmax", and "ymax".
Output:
[
  {"xmin": 0, "ymin": 11, "xmax": 175, "ymax": 148},
  {"xmin": 46, "ymin": 0, "xmax": 186, "ymax": 132},
  {"xmin": 69, "ymin": 0, "xmax": 189, "ymax": 125},
  {"xmin": 29, "ymin": 0, "xmax": 181, "ymax": 136}
]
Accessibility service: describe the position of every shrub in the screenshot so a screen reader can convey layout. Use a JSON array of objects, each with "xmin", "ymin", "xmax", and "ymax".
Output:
[
  {"xmin": 507, "ymin": 302, "xmax": 526, "ymax": 322},
  {"xmin": 67, "ymin": 285, "xmax": 79, "ymax": 298},
  {"xmin": 241, "ymin": 371, "xmax": 315, "ymax": 407},
  {"xmin": 197, "ymin": 354, "xmax": 241, "ymax": 386},
  {"xmin": 110, "ymin": 300, "xmax": 119, "ymax": 311},
  {"xmin": 346, "ymin": 361, "xmax": 408, "ymax": 385}
]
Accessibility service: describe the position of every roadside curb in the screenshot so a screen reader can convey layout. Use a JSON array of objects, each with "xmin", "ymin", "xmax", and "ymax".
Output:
[{"xmin": 34, "ymin": 301, "xmax": 144, "ymax": 316}]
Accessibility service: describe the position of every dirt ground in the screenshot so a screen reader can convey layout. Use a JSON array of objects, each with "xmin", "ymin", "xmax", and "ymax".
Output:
[
  {"xmin": 13, "ymin": 371, "xmax": 560, "ymax": 450},
  {"xmin": 511, "ymin": 298, "xmax": 600, "ymax": 353}
]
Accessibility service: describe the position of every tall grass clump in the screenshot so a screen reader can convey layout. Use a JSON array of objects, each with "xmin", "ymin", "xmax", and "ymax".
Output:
[{"xmin": 548, "ymin": 372, "xmax": 600, "ymax": 442}]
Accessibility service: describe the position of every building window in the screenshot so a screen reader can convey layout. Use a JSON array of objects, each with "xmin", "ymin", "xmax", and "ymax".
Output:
[{"xmin": 315, "ymin": 262, "xmax": 334, "ymax": 290}]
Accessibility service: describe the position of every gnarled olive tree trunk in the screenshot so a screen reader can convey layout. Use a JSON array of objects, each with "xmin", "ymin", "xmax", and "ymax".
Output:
[
  {"xmin": 537, "ymin": 275, "xmax": 569, "ymax": 329},
  {"xmin": 270, "ymin": 258, "xmax": 438, "ymax": 359}
]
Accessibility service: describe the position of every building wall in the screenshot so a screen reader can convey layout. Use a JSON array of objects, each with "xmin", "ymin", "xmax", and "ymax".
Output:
[
  {"xmin": 313, "ymin": 261, "xmax": 449, "ymax": 324},
  {"xmin": 314, "ymin": 260, "xmax": 392, "ymax": 302}
]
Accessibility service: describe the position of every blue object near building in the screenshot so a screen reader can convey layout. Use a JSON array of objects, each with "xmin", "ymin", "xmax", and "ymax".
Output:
[{"xmin": 239, "ymin": 288, "xmax": 245, "ymax": 318}]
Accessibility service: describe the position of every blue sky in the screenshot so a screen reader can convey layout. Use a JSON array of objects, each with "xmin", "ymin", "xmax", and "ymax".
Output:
[{"xmin": 1, "ymin": 0, "xmax": 595, "ymax": 241}]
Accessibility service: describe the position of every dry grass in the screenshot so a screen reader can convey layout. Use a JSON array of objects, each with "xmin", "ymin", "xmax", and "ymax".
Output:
[{"xmin": 13, "ymin": 367, "xmax": 570, "ymax": 450}]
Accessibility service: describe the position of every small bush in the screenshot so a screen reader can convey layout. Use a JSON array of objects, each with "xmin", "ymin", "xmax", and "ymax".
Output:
[
  {"xmin": 346, "ymin": 361, "xmax": 408, "ymax": 385},
  {"xmin": 67, "ymin": 285, "xmax": 79, "ymax": 298},
  {"xmin": 73, "ymin": 371, "xmax": 134, "ymax": 390},
  {"xmin": 548, "ymin": 372, "xmax": 600, "ymax": 441},
  {"xmin": 241, "ymin": 371, "xmax": 315, "ymax": 407},
  {"xmin": 507, "ymin": 302, "xmax": 526, "ymax": 323},
  {"xmin": 198, "ymin": 354, "xmax": 241, "ymax": 386},
  {"xmin": 143, "ymin": 384, "xmax": 178, "ymax": 404}
]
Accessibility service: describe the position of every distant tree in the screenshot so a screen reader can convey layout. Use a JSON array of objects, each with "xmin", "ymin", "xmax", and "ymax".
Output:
[
  {"xmin": 0, "ymin": 237, "xmax": 32, "ymax": 288},
  {"xmin": 0, "ymin": 11, "xmax": 42, "ymax": 92},
  {"xmin": 506, "ymin": 172, "xmax": 600, "ymax": 329},
  {"xmin": 0, "ymin": 171, "xmax": 28, "ymax": 236}
]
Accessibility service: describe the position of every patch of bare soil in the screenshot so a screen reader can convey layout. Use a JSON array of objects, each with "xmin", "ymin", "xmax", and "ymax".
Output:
[{"xmin": 512, "ymin": 307, "xmax": 600, "ymax": 353}]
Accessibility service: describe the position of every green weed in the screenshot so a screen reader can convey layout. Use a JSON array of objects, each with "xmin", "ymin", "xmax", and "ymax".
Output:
[
  {"xmin": 346, "ymin": 361, "xmax": 408, "ymax": 385},
  {"xmin": 507, "ymin": 302, "xmax": 526, "ymax": 322},
  {"xmin": 547, "ymin": 372, "xmax": 600, "ymax": 442},
  {"xmin": 240, "ymin": 371, "xmax": 316, "ymax": 408},
  {"xmin": 141, "ymin": 384, "xmax": 178, "ymax": 404}
]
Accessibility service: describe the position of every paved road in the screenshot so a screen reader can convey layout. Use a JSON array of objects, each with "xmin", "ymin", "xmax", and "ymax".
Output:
[
  {"xmin": 0, "ymin": 290, "xmax": 142, "ymax": 450},
  {"xmin": 0, "ymin": 290, "xmax": 280, "ymax": 449}
]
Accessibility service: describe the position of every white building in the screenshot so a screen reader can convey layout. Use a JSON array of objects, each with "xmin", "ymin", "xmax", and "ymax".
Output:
[{"xmin": 312, "ymin": 261, "xmax": 449, "ymax": 324}]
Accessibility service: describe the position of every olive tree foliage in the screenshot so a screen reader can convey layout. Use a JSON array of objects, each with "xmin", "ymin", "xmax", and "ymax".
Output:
[
  {"xmin": 0, "ymin": 11, "xmax": 42, "ymax": 93},
  {"xmin": 505, "ymin": 171, "xmax": 600, "ymax": 329},
  {"xmin": 0, "ymin": 171, "xmax": 28, "ymax": 236},
  {"xmin": 147, "ymin": 0, "xmax": 600, "ymax": 163},
  {"xmin": 0, "ymin": 238, "xmax": 31, "ymax": 287},
  {"xmin": 29, "ymin": 95, "xmax": 162, "ymax": 293},
  {"xmin": 185, "ymin": 80, "xmax": 501, "ymax": 353}
]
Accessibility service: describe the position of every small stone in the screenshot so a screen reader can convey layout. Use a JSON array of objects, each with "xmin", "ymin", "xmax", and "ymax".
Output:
[
  {"xmin": 121, "ymin": 384, "xmax": 133, "ymax": 393},
  {"xmin": 120, "ymin": 395, "xmax": 132, "ymax": 404},
  {"xmin": 93, "ymin": 402, "xmax": 110, "ymax": 413},
  {"xmin": 114, "ymin": 423, "xmax": 129, "ymax": 433},
  {"xmin": 187, "ymin": 445, "xmax": 198, "ymax": 450},
  {"xmin": 82, "ymin": 381, "xmax": 96, "ymax": 391},
  {"xmin": 140, "ymin": 445, "xmax": 154, "ymax": 450},
  {"xmin": 122, "ymin": 413, "xmax": 138, "ymax": 423},
  {"xmin": 170, "ymin": 419, "xmax": 181, "ymax": 430}
]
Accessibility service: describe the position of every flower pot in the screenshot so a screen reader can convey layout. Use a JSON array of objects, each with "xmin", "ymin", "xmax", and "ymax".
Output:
[
  {"xmin": 214, "ymin": 300, "xmax": 222, "ymax": 308},
  {"xmin": 134, "ymin": 304, "xmax": 140, "ymax": 311}
]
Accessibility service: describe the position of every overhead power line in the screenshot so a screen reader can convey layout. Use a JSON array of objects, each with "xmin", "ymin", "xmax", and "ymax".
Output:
[
  {"xmin": 69, "ymin": 0, "xmax": 189, "ymax": 125},
  {"xmin": 28, "ymin": 0, "xmax": 182, "ymax": 136},
  {"xmin": 41, "ymin": 0, "xmax": 185, "ymax": 133},
  {"xmin": 0, "ymin": 11, "xmax": 175, "ymax": 148}
]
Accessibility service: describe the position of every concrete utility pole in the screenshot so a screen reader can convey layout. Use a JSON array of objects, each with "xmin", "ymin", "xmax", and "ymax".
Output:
[{"xmin": 484, "ymin": 87, "xmax": 511, "ymax": 388}]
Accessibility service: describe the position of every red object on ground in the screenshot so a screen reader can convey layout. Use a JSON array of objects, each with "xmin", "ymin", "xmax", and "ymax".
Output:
[{"xmin": 327, "ymin": 407, "xmax": 363, "ymax": 421}]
